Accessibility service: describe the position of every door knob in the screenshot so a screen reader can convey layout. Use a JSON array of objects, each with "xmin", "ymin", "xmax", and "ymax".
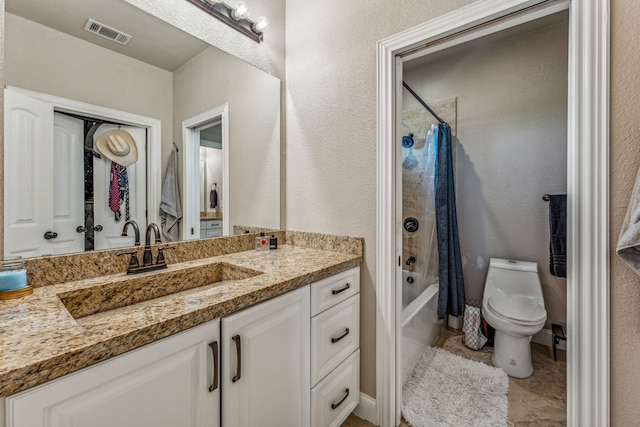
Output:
[
  {"xmin": 44, "ymin": 231, "xmax": 58, "ymax": 240},
  {"xmin": 93, "ymin": 225, "xmax": 103, "ymax": 232}
]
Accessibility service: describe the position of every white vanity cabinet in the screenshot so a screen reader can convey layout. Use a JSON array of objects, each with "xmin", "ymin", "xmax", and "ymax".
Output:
[
  {"xmin": 3, "ymin": 266, "xmax": 360, "ymax": 427},
  {"xmin": 310, "ymin": 267, "xmax": 361, "ymax": 427},
  {"xmin": 222, "ymin": 286, "xmax": 310, "ymax": 427},
  {"xmin": 5, "ymin": 319, "xmax": 221, "ymax": 427}
]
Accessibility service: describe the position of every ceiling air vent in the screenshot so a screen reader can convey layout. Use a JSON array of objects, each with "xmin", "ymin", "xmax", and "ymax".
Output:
[{"xmin": 83, "ymin": 19, "xmax": 132, "ymax": 46}]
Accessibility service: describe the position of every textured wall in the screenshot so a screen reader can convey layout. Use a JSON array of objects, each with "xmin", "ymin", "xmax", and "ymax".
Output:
[
  {"xmin": 173, "ymin": 46, "xmax": 281, "ymax": 234},
  {"xmin": 610, "ymin": 0, "xmax": 640, "ymax": 424},
  {"xmin": 285, "ymin": 0, "xmax": 476, "ymax": 398},
  {"xmin": 403, "ymin": 20, "xmax": 569, "ymax": 326},
  {"xmin": 5, "ymin": 12, "xmax": 174, "ymax": 177}
]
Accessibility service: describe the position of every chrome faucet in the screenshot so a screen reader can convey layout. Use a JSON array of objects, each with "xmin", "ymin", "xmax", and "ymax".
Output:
[
  {"xmin": 143, "ymin": 223, "xmax": 162, "ymax": 266},
  {"xmin": 121, "ymin": 220, "xmax": 141, "ymax": 246}
]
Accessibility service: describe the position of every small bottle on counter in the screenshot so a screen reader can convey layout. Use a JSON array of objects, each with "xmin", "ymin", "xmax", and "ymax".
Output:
[
  {"xmin": 255, "ymin": 232, "xmax": 269, "ymax": 251},
  {"xmin": 0, "ymin": 256, "xmax": 27, "ymax": 291},
  {"xmin": 269, "ymin": 234, "xmax": 278, "ymax": 250}
]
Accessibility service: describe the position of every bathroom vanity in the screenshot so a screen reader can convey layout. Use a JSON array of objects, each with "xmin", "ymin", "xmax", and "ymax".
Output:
[{"xmin": 0, "ymin": 233, "xmax": 362, "ymax": 427}]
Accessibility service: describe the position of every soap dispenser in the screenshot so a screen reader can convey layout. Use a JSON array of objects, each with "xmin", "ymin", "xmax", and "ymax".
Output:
[{"xmin": 255, "ymin": 232, "xmax": 269, "ymax": 251}]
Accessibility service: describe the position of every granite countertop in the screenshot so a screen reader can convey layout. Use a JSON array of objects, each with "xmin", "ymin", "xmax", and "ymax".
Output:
[{"xmin": 0, "ymin": 245, "xmax": 362, "ymax": 397}]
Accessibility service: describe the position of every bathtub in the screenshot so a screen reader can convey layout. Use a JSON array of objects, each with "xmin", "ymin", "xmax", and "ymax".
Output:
[{"xmin": 401, "ymin": 272, "xmax": 444, "ymax": 385}]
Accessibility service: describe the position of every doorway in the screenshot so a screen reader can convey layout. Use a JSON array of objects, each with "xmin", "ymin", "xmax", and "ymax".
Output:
[
  {"xmin": 4, "ymin": 87, "xmax": 161, "ymax": 257},
  {"xmin": 400, "ymin": 10, "xmax": 568, "ymax": 425},
  {"xmin": 375, "ymin": 1, "xmax": 610, "ymax": 427},
  {"xmin": 182, "ymin": 104, "xmax": 230, "ymax": 240}
]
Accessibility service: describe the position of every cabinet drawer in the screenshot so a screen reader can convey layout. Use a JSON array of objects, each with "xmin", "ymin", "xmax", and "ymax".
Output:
[
  {"xmin": 208, "ymin": 220, "xmax": 222, "ymax": 230},
  {"xmin": 311, "ymin": 267, "xmax": 359, "ymax": 316},
  {"xmin": 311, "ymin": 294, "xmax": 359, "ymax": 386},
  {"xmin": 311, "ymin": 349, "xmax": 360, "ymax": 427},
  {"xmin": 206, "ymin": 229, "xmax": 222, "ymax": 238}
]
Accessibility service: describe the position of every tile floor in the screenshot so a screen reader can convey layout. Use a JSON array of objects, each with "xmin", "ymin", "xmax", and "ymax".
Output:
[{"xmin": 342, "ymin": 327, "xmax": 566, "ymax": 426}]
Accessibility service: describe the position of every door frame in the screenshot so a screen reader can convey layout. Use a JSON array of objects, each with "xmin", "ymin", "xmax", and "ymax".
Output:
[
  {"xmin": 6, "ymin": 86, "xmax": 162, "ymax": 229},
  {"xmin": 182, "ymin": 104, "xmax": 230, "ymax": 239},
  {"xmin": 376, "ymin": 0, "xmax": 609, "ymax": 426}
]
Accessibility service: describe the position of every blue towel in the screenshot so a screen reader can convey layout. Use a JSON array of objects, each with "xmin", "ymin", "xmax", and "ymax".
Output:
[
  {"xmin": 548, "ymin": 194, "xmax": 567, "ymax": 278},
  {"xmin": 434, "ymin": 123, "xmax": 465, "ymax": 319}
]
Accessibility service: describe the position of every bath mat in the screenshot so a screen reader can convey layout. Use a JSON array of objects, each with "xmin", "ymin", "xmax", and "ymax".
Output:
[{"xmin": 402, "ymin": 347, "xmax": 509, "ymax": 427}]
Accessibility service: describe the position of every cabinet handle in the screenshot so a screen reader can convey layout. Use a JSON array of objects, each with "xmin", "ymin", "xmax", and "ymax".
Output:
[
  {"xmin": 331, "ymin": 283, "xmax": 350, "ymax": 295},
  {"xmin": 331, "ymin": 328, "xmax": 350, "ymax": 343},
  {"xmin": 208, "ymin": 341, "xmax": 219, "ymax": 392},
  {"xmin": 331, "ymin": 388, "xmax": 350, "ymax": 410},
  {"xmin": 231, "ymin": 335, "xmax": 242, "ymax": 383}
]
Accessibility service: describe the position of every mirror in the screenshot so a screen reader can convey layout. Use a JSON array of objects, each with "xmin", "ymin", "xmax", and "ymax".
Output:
[{"xmin": 4, "ymin": 0, "xmax": 281, "ymax": 258}]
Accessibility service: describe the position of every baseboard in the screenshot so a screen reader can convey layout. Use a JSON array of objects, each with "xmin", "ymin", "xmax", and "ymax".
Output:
[
  {"xmin": 353, "ymin": 392, "xmax": 377, "ymax": 425},
  {"xmin": 532, "ymin": 327, "xmax": 566, "ymax": 351}
]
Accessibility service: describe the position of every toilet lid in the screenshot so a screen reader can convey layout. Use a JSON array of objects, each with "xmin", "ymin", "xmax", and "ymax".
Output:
[{"xmin": 487, "ymin": 293, "xmax": 546, "ymax": 324}]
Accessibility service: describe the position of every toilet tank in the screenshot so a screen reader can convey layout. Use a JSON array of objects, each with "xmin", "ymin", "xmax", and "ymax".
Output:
[{"xmin": 484, "ymin": 258, "xmax": 543, "ymax": 300}]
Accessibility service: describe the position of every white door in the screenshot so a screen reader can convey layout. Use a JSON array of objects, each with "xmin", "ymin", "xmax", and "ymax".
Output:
[
  {"xmin": 222, "ymin": 286, "xmax": 311, "ymax": 427},
  {"xmin": 52, "ymin": 113, "xmax": 85, "ymax": 254},
  {"xmin": 6, "ymin": 319, "xmax": 220, "ymax": 427},
  {"xmin": 4, "ymin": 88, "xmax": 54, "ymax": 258},
  {"xmin": 93, "ymin": 124, "xmax": 147, "ymax": 250}
]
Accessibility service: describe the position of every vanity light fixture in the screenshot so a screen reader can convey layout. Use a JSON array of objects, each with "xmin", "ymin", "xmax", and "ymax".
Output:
[{"xmin": 186, "ymin": 0, "xmax": 269, "ymax": 43}]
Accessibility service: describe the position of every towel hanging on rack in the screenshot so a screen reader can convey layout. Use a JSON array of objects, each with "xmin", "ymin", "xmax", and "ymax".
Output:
[
  {"xmin": 547, "ymin": 194, "xmax": 567, "ymax": 278},
  {"xmin": 210, "ymin": 183, "xmax": 218, "ymax": 209},
  {"xmin": 617, "ymin": 166, "xmax": 640, "ymax": 275}
]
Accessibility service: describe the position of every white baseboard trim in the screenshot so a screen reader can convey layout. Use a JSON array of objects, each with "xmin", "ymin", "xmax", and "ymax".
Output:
[
  {"xmin": 532, "ymin": 327, "xmax": 566, "ymax": 351},
  {"xmin": 353, "ymin": 392, "xmax": 377, "ymax": 425}
]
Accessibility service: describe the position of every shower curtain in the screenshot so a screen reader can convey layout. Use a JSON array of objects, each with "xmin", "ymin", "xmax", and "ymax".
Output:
[
  {"xmin": 417, "ymin": 126, "xmax": 439, "ymax": 289},
  {"xmin": 434, "ymin": 123, "xmax": 465, "ymax": 319}
]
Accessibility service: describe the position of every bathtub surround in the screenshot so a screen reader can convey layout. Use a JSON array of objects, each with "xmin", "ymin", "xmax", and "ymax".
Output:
[
  {"xmin": 401, "ymin": 99, "xmax": 457, "ymax": 301},
  {"xmin": 0, "ymin": 231, "xmax": 362, "ymax": 396},
  {"xmin": 402, "ymin": 346, "xmax": 508, "ymax": 427}
]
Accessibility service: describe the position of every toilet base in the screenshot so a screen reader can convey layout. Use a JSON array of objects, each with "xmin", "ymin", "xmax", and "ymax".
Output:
[{"xmin": 491, "ymin": 330, "xmax": 534, "ymax": 378}]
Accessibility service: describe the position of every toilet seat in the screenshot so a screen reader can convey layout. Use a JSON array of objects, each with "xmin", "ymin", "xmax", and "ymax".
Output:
[{"xmin": 487, "ymin": 293, "xmax": 546, "ymax": 325}]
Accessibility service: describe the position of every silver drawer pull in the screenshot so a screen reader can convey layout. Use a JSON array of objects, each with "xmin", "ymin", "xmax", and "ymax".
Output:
[
  {"xmin": 331, "ymin": 388, "xmax": 350, "ymax": 410},
  {"xmin": 331, "ymin": 328, "xmax": 350, "ymax": 343},
  {"xmin": 331, "ymin": 283, "xmax": 350, "ymax": 295}
]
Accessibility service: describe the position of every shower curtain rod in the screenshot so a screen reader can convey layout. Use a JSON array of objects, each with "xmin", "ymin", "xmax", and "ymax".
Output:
[{"xmin": 402, "ymin": 81, "xmax": 445, "ymax": 124}]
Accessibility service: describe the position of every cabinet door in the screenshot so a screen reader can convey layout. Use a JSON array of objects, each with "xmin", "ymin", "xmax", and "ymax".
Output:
[
  {"xmin": 6, "ymin": 319, "xmax": 220, "ymax": 427},
  {"xmin": 222, "ymin": 286, "xmax": 310, "ymax": 427}
]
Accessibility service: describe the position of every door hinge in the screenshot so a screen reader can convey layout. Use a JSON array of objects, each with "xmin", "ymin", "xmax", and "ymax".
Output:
[
  {"xmin": 398, "ymin": 256, "xmax": 401, "ymax": 267},
  {"xmin": 191, "ymin": 227, "xmax": 195, "ymax": 235}
]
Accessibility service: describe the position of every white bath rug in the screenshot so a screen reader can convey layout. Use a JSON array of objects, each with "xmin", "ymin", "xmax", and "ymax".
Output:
[{"xmin": 402, "ymin": 347, "xmax": 509, "ymax": 427}]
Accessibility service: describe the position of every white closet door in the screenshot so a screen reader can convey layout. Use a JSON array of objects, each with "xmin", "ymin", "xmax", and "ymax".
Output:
[
  {"xmin": 52, "ymin": 113, "xmax": 85, "ymax": 254},
  {"xmin": 4, "ymin": 88, "xmax": 54, "ymax": 258},
  {"xmin": 93, "ymin": 124, "xmax": 147, "ymax": 250}
]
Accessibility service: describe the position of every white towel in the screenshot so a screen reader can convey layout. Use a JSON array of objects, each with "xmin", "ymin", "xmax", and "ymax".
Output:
[
  {"xmin": 617, "ymin": 165, "xmax": 640, "ymax": 275},
  {"xmin": 160, "ymin": 148, "xmax": 182, "ymax": 242}
]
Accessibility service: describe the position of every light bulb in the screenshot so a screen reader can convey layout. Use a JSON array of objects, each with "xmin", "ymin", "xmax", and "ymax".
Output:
[
  {"xmin": 252, "ymin": 16, "xmax": 270, "ymax": 33},
  {"xmin": 232, "ymin": 1, "xmax": 249, "ymax": 20}
]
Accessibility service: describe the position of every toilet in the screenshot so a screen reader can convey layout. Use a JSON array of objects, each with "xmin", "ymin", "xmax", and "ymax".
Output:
[{"xmin": 481, "ymin": 258, "xmax": 547, "ymax": 378}]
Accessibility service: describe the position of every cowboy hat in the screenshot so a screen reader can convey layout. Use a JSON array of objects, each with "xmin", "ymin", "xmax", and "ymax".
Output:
[{"xmin": 95, "ymin": 129, "xmax": 138, "ymax": 167}]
